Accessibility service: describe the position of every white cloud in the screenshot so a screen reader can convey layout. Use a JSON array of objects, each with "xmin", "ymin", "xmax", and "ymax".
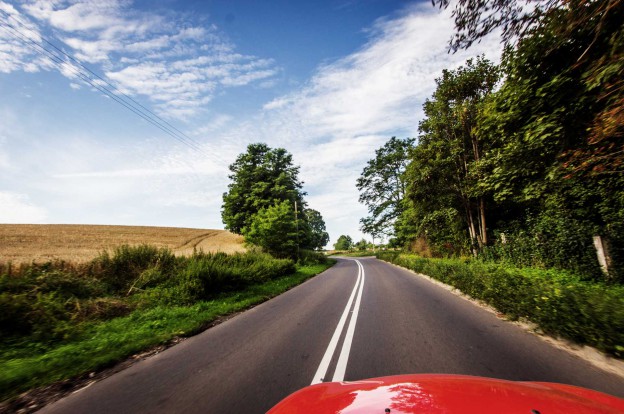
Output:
[
  {"xmin": 4, "ymin": 0, "xmax": 279, "ymax": 119},
  {"xmin": 105, "ymin": 54, "xmax": 276, "ymax": 117},
  {"xmin": 0, "ymin": 1, "xmax": 53, "ymax": 73},
  {"xmin": 264, "ymin": 3, "xmax": 501, "ymax": 143},
  {"xmin": 0, "ymin": 192, "xmax": 47, "ymax": 223}
]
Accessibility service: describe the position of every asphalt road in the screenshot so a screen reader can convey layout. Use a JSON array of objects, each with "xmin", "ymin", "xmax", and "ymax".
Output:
[{"xmin": 40, "ymin": 257, "xmax": 624, "ymax": 413}]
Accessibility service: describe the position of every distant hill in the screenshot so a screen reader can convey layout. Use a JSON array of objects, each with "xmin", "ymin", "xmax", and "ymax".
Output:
[{"xmin": 0, "ymin": 224, "xmax": 246, "ymax": 264}]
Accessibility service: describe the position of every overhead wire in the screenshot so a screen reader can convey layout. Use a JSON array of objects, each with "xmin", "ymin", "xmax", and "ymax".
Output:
[{"xmin": 0, "ymin": 9, "xmax": 227, "ymax": 165}]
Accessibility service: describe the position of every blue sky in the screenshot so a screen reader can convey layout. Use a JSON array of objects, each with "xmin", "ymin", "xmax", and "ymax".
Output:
[{"xmin": 0, "ymin": 0, "xmax": 501, "ymax": 247}]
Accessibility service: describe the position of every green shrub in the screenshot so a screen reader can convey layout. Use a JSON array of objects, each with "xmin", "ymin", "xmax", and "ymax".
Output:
[
  {"xmin": 177, "ymin": 251, "xmax": 295, "ymax": 301},
  {"xmin": 0, "ymin": 265, "xmax": 106, "ymax": 341},
  {"xmin": 297, "ymin": 249, "xmax": 330, "ymax": 265},
  {"xmin": 378, "ymin": 253, "xmax": 624, "ymax": 356},
  {"xmin": 90, "ymin": 245, "xmax": 178, "ymax": 293}
]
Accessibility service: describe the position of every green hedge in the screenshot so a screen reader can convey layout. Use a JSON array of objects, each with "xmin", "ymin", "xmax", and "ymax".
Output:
[{"xmin": 377, "ymin": 252, "xmax": 624, "ymax": 357}]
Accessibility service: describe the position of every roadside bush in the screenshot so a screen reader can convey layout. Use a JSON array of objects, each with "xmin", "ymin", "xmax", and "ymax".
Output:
[
  {"xmin": 177, "ymin": 251, "xmax": 295, "ymax": 301},
  {"xmin": 377, "ymin": 252, "xmax": 624, "ymax": 356},
  {"xmin": 297, "ymin": 249, "xmax": 330, "ymax": 265},
  {"xmin": 90, "ymin": 245, "xmax": 178, "ymax": 293},
  {"xmin": 480, "ymin": 214, "xmax": 603, "ymax": 282},
  {"xmin": 0, "ymin": 265, "xmax": 107, "ymax": 341}
]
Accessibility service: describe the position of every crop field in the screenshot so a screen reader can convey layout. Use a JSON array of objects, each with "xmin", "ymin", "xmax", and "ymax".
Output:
[{"xmin": 0, "ymin": 224, "xmax": 246, "ymax": 264}]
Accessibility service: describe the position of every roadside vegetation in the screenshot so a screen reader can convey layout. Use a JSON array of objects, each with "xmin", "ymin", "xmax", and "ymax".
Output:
[
  {"xmin": 355, "ymin": 1, "xmax": 623, "ymax": 284},
  {"xmin": 0, "ymin": 245, "xmax": 334, "ymax": 402},
  {"xmin": 377, "ymin": 252, "xmax": 624, "ymax": 358}
]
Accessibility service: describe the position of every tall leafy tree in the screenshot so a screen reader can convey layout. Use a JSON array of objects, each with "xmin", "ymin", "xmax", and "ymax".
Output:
[
  {"xmin": 406, "ymin": 57, "xmax": 499, "ymax": 254},
  {"xmin": 472, "ymin": 4, "xmax": 624, "ymax": 279},
  {"xmin": 435, "ymin": 0, "xmax": 624, "ymax": 177},
  {"xmin": 222, "ymin": 143, "xmax": 306, "ymax": 235},
  {"xmin": 356, "ymin": 137, "xmax": 414, "ymax": 240},
  {"xmin": 304, "ymin": 209, "xmax": 330, "ymax": 250},
  {"xmin": 334, "ymin": 235, "xmax": 353, "ymax": 251},
  {"xmin": 437, "ymin": 0, "xmax": 624, "ymax": 279}
]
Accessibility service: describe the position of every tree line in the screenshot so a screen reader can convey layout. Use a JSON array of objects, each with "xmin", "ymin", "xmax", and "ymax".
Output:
[{"xmin": 357, "ymin": 0, "xmax": 623, "ymax": 282}]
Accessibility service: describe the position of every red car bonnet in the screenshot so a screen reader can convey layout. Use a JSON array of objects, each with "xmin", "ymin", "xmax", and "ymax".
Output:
[{"xmin": 267, "ymin": 374, "xmax": 624, "ymax": 414}]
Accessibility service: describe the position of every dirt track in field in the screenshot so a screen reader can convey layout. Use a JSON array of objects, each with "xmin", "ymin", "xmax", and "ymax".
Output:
[{"xmin": 0, "ymin": 224, "xmax": 246, "ymax": 264}]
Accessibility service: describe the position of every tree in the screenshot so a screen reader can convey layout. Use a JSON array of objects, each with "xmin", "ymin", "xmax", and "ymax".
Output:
[
  {"xmin": 222, "ymin": 143, "xmax": 333, "ymax": 259},
  {"xmin": 222, "ymin": 143, "xmax": 306, "ymax": 235},
  {"xmin": 406, "ymin": 57, "xmax": 499, "ymax": 255},
  {"xmin": 245, "ymin": 200, "xmax": 298, "ymax": 258},
  {"xmin": 304, "ymin": 209, "xmax": 330, "ymax": 250},
  {"xmin": 471, "ymin": 4, "xmax": 624, "ymax": 279},
  {"xmin": 355, "ymin": 238, "xmax": 369, "ymax": 251},
  {"xmin": 434, "ymin": 0, "xmax": 624, "ymax": 177},
  {"xmin": 356, "ymin": 137, "xmax": 414, "ymax": 241},
  {"xmin": 432, "ymin": 0, "xmax": 558, "ymax": 52},
  {"xmin": 334, "ymin": 235, "xmax": 353, "ymax": 251}
]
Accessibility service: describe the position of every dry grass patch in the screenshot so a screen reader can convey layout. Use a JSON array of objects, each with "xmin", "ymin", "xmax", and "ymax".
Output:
[{"xmin": 0, "ymin": 224, "xmax": 245, "ymax": 264}]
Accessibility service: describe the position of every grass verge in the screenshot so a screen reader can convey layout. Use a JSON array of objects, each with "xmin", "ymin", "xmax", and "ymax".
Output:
[
  {"xmin": 0, "ymin": 260, "xmax": 334, "ymax": 403},
  {"xmin": 377, "ymin": 252, "xmax": 624, "ymax": 358}
]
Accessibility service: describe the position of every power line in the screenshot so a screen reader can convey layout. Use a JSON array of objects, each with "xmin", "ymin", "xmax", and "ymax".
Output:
[
  {"xmin": 0, "ymin": 15, "xmax": 200, "ymax": 153},
  {"xmin": 0, "ymin": 9, "xmax": 224, "ymax": 162}
]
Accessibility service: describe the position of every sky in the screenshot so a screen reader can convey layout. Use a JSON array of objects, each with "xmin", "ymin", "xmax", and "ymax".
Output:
[{"xmin": 0, "ymin": 0, "xmax": 502, "ymax": 247}]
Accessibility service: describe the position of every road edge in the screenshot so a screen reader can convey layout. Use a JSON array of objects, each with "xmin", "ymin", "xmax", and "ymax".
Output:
[{"xmin": 378, "ymin": 257, "xmax": 624, "ymax": 380}]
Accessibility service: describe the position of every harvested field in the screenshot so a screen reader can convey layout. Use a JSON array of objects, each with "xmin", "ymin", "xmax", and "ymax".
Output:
[{"xmin": 0, "ymin": 224, "xmax": 246, "ymax": 264}]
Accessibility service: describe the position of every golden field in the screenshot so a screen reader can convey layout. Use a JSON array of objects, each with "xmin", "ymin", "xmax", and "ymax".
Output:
[{"xmin": 0, "ymin": 224, "xmax": 246, "ymax": 264}]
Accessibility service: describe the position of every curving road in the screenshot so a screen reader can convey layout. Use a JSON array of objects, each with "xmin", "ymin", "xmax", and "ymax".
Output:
[{"xmin": 39, "ymin": 257, "xmax": 624, "ymax": 413}]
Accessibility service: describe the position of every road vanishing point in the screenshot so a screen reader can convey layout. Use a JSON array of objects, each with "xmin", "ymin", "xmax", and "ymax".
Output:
[{"xmin": 40, "ymin": 257, "xmax": 624, "ymax": 413}]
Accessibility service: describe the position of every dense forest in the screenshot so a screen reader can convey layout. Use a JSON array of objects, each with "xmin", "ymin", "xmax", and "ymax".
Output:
[{"xmin": 358, "ymin": 0, "xmax": 623, "ymax": 282}]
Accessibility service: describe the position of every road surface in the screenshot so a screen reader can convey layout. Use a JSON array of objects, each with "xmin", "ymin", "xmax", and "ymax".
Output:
[{"xmin": 40, "ymin": 257, "xmax": 624, "ymax": 413}]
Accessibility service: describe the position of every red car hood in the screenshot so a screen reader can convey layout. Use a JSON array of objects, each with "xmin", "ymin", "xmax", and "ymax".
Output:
[{"xmin": 267, "ymin": 374, "xmax": 624, "ymax": 414}]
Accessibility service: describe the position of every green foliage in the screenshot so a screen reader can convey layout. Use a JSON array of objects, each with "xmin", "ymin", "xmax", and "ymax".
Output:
[
  {"xmin": 357, "ymin": 137, "xmax": 415, "ymax": 241},
  {"xmin": 221, "ymin": 143, "xmax": 306, "ymax": 235},
  {"xmin": 354, "ymin": 238, "xmax": 369, "ymax": 251},
  {"xmin": 0, "ymin": 263, "xmax": 109, "ymax": 341},
  {"xmin": 390, "ymin": 2, "xmax": 624, "ymax": 279},
  {"xmin": 378, "ymin": 253, "xmax": 624, "ymax": 357},
  {"xmin": 0, "ymin": 246, "xmax": 295, "ymax": 342},
  {"xmin": 91, "ymin": 244, "xmax": 178, "ymax": 293},
  {"xmin": 304, "ymin": 208, "xmax": 330, "ymax": 251},
  {"xmin": 244, "ymin": 200, "xmax": 299, "ymax": 258},
  {"xmin": 296, "ymin": 249, "xmax": 332, "ymax": 266},
  {"xmin": 422, "ymin": 0, "xmax": 624, "ymax": 280},
  {"xmin": 481, "ymin": 213, "xmax": 602, "ymax": 280},
  {"xmin": 403, "ymin": 56, "xmax": 499, "ymax": 254},
  {"xmin": 174, "ymin": 251, "xmax": 295, "ymax": 303},
  {"xmin": 334, "ymin": 235, "xmax": 353, "ymax": 251},
  {"xmin": 221, "ymin": 143, "xmax": 330, "ymax": 257}
]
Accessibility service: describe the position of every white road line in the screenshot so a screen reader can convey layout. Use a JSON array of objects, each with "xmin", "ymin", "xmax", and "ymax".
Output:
[
  {"xmin": 311, "ymin": 259, "xmax": 365, "ymax": 385},
  {"xmin": 332, "ymin": 259, "xmax": 365, "ymax": 382}
]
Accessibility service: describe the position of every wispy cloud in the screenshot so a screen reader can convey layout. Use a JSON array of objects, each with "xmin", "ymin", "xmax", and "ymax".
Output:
[{"xmin": 1, "ymin": 0, "xmax": 278, "ymax": 118}]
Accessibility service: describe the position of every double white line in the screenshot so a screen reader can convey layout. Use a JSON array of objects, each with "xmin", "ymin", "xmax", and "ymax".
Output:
[{"xmin": 311, "ymin": 259, "xmax": 365, "ymax": 385}]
